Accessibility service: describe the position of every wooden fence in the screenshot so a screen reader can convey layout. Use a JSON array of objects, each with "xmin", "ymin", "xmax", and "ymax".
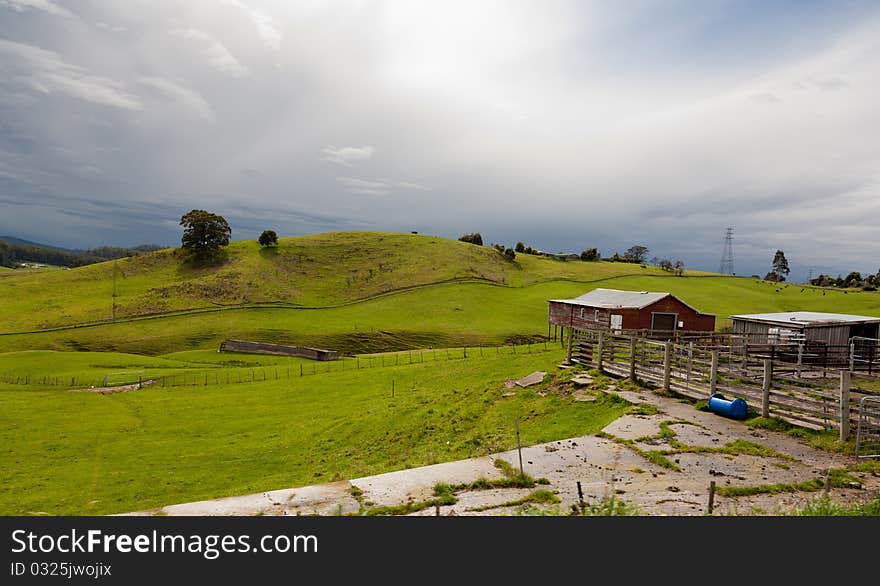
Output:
[{"xmin": 567, "ymin": 328, "xmax": 880, "ymax": 442}]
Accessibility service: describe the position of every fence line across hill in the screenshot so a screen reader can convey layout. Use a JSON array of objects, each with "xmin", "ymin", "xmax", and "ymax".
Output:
[{"xmin": 0, "ymin": 340, "xmax": 559, "ymax": 390}]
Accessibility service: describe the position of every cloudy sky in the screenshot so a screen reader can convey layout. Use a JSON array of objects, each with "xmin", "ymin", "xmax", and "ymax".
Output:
[{"xmin": 1, "ymin": 0, "xmax": 878, "ymax": 280}]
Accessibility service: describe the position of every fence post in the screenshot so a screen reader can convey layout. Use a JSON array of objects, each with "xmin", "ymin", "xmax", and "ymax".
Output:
[
  {"xmin": 796, "ymin": 343, "xmax": 803, "ymax": 378},
  {"xmin": 596, "ymin": 332, "xmax": 604, "ymax": 370},
  {"xmin": 687, "ymin": 342, "xmax": 694, "ymax": 384},
  {"xmin": 762, "ymin": 359, "xmax": 772, "ymax": 418},
  {"xmin": 565, "ymin": 328, "xmax": 574, "ymax": 365},
  {"xmin": 709, "ymin": 350, "xmax": 719, "ymax": 396},
  {"xmin": 839, "ymin": 370, "xmax": 851, "ymax": 442},
  {"xmin": 849, "ymin": 342, "xmax": 855, "ymax": 373},
  {"xmin": 662, "ymin": 341, "xmax": 672, "ymax": 392},
  {"xmin": 629, "ymin": 337, "xmax": 637, "ymax": 381}
]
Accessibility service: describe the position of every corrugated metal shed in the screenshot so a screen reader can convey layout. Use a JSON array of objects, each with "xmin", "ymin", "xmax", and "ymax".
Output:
[
  {"xmin": 730, "ymin": 312, "xmax": 880, "ymax": 328},
  {"xmin": 549, "ymin": 288, "xmax": 669, "ymax": 309}
]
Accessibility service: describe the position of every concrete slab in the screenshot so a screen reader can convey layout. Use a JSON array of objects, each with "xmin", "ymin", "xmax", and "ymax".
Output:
[
  {"xmin": 601, "ymin": 414, "xmax": 666, "ymax": 440},
  {"xmin": 515, "ymin": 371, "xmax": 547, "ymax": 387}
]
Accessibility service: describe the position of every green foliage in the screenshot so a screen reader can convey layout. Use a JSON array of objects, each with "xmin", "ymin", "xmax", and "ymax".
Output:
[
  {"xmin": 258, "ymin": 230, "xmax": 278, "ymax": 247},
  {"xmin": 624, "ymin": 245, "xmax": 650, "ymax": 264},
  {"xmin": 468, "ymin": 489, "xmax": 560, "ymax": 512},
  {"xmin": 769, "ymin": 249, "xmax": 790, "ymax": 282},
  {"xmin": 630, "ymin": 403, "xmax": 661, "ymax": 416},
  {"xmin": 717, "ymin": 479, "xmax": 824, "ymax": 497},
  {"xmin": 580, "ymin": 247, "xmax": 600, "ymax": 261},
  {"xmin": 791, "ymin": 495, "xmax": 880, "ymax": 516},
  {"xmin": 458, "ymin": 232, "xmax": 483, "ymax": 246},
  {"xmin": 179, "ymin": 209, "xmax": 231, "ymax": 264},
  {"xmin": 572, "ymin": 494, "xmax": 641, "ymax": 516}
]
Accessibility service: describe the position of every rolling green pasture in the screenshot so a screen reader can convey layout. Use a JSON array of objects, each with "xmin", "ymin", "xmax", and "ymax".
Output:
[
  {"xmin": 1, "ymin": 274, "xmax": 876, "ymax": 356},
  {"xmin": 0, "ymin": 348, "xmax": 631, "ymax": 515},
  {"xmin": 0, "ymin": 232, "xmax": 671, "ymax": 332}
]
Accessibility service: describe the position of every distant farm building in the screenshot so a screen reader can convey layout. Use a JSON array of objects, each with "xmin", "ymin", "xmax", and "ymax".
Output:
[
  {"xmin": 731, "ymin": 312, "xmax": 880, "ymax": 345},
  {"xmin": 548, "ymin": 288, "xmax": 715, "ymax": 338},
  {"xmin": 731, "ymin": 312, "xmax": 880, "ymax": 367}
]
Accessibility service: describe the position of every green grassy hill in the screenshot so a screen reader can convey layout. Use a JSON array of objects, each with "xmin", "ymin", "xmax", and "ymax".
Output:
[
  {"xmin": 0, "ymin": 230, "xmax": 876, "ymax": 355},
  {"xmin": 0, "ymin": 231, "xmax": 670, "ymax": 332}
]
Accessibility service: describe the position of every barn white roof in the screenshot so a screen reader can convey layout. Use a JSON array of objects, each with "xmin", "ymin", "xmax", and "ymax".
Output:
[
  {"xmin": 730, "ymin": 312, "xmax": 880, "ymax": 327},
  {"xmin": 550, "ymin": 288, "xmax": 671, "ymax": 309}
]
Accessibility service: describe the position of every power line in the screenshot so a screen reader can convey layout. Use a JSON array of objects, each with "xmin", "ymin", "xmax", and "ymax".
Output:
[{"xmin": 719, "ymin": 227, "xmax": 734, "ymax": 275}]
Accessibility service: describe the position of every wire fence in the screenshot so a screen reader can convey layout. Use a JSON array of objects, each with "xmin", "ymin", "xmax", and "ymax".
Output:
[{"xmin": 0, "ymin": 341, "xmax": 560, "ymax": 390}]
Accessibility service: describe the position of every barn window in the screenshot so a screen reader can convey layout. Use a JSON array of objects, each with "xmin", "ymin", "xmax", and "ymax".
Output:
[
  {"xmin": 594, "ymin": 310, "xmax": 599, "ymax": 321},
  {"xmin": 579, "ymin": 307, "xmax": 585, "ymax": 318}
]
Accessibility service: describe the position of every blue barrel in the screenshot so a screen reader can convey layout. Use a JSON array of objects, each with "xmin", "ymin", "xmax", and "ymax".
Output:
[{"xmin": 707, "ymin": 393, "xmax": 748, "ymax": 420}]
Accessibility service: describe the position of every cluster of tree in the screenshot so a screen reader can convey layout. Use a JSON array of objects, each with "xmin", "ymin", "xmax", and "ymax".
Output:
[
  {"xmin": 608, "ymin": 245, "xmax": 650, "ymax": 264},
  {"xmin": 514, "ymin": 242, "xmax": 542, "ymax": 255},
  {"xmin": 579, "ymin": 248, "xmax": 600, "ymax": 261},
  {"xmin": 0, "ymin": 239, "xmax": 162, "ymax": 269},
  {"xmin": 653, "ymin": 258, "xmax": 685, "ymax": 275},
  {"xmin": 458, "ymin": 233, "xmax": 483, "ymax": 246},
  {"xmin": 810, "ymin": 271, "xmax": 880, "ymax": 291},
  {"xmin": 764, "ymin": 250, "xmax": 790, "ymax": 282},
  {"xmin": 492, "ymin": 243, "xmax": 516, "ymax": 260}
]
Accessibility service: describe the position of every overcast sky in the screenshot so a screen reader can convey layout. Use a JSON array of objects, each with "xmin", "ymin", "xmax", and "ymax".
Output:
[{"xmin": 1, "ymin": 0, "xmax": 878, "ymax": 281}]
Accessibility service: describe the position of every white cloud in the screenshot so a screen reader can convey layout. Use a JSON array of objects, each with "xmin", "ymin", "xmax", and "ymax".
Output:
[
  {"xmin": 0, "ymin": 39, "xmax": 140, "ymax": 110},
  {"xmin": 138, "ymin": 77, "xmax": 214, "ymax": 121},
  {"xmin": 173, "ymin": 29, "xmax": 247, "ymax": 77},
  {"xmin": 96, "ymin": 22, "xmax": 127, "ymax": 33},
  {"xmin": 336, "ymin": 177, "xmax": 428, "ymax": 196},
  {"xmin": 321, "ymin": 145, "xmax": 374, "ymax": 166},
  {"xmin": 337, "ymin": 177, "xmax": 390, "ymax": 196},
  {"xmin": 219, "ymin": 0, "xmax": 282, "ymax": 50},
  {"xmin": 396, "ymin": 181, "xmax": 428, "ymax": 190},
  {"xmin": 0, "ymin": 0, "xmax": 71, "ymax": 17}
]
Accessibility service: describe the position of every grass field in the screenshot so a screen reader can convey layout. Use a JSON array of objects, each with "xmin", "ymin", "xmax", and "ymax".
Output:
[
  {"xmin": 1, "ymin": 273, "xmax": 876, "ymax": 356},
  {"xmin": 0, "ymin": 348, "xmax": 632, "ymax": 515},
  {"xmin": 2, "ymin": 230, "xmax": 877, "ymax": 516},
  {"xmin": 0, "ymin": 231, "xmax": 684, "ymax": 332}
]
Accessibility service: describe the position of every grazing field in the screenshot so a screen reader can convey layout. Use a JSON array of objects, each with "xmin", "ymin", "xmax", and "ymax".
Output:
[
  {"xmin": 3, "ymin": 230, "xmax": 878, "ymax": 516},
  {"xmin": 0, "ymin": 348, "xmax": 632, "ymax": 515},
  {"xmin": 0, "ymin": 273, "xmax": 876, "ymax": 356},
  {"xmin": 0, "ymin": 232, "xmax": 674, "ymax": 332}
]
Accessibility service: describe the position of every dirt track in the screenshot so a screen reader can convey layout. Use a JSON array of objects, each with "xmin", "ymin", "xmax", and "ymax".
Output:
[{"xmin": 122, "ymin": 379, "xmax": 880, "ymax": 517}]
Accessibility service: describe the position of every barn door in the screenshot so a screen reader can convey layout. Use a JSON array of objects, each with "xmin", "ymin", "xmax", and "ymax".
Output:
[
  {"xmin": 651, "ymin": 312, "xmax": 677, "ymax": 334},
  {"xmin": 610, "ymin": 314, "xmax": 623, "ymax": 332}
]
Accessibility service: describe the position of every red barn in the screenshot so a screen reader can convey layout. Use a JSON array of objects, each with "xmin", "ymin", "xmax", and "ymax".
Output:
[{"xmin": 548, "ymin": 288, "xmax": 715, "ymax": 336}]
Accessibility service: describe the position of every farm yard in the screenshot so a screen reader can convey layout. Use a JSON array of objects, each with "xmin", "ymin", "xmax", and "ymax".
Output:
[{"xmin": 1, "ymin": 232, "xmax": 879, "ymax": 516}]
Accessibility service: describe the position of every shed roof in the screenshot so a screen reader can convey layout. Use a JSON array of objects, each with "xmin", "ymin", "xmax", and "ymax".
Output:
[
  {"xmin": 730, "ymin": 311, "xmax": 880, "ymax": 328},
  {"xmin": 550, "ymin": 288, "xmax": 671, "ymax": 310}
]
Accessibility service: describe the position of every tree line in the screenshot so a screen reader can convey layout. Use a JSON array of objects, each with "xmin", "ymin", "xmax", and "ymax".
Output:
[{"xmin": 0, "ymin": 240, "xmax": 161, "ymax": 269}]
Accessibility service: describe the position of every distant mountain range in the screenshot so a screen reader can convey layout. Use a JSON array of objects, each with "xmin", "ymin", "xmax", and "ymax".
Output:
[{"xmin": 0, "ymin": 236, "xmax": 164, "ymax": 268}]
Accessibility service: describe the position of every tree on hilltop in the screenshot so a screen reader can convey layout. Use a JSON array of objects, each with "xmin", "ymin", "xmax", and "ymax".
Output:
[
  {"xmin": 179, "ymin": 209, "xmax": 231, "ymax": 263},
  {"xmin": 259, "ymin": 230, "xmax": 278, "ymax": 247},
  {"xmin": 458, "ymin": 233, "xmax": 483, "ymax": 246},
  {"xmin": 770, "ymin": 250, "xmax": 790, "ymax": 282}
]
